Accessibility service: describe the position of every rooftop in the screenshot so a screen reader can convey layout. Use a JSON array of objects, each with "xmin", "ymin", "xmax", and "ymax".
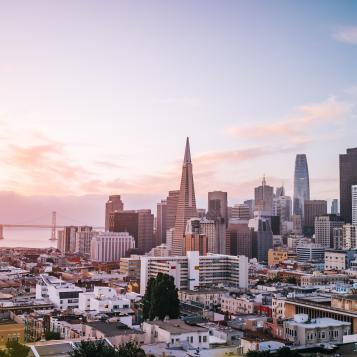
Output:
[
  {"xmin": 145, "ymin": 319, "xmax": 208, "ymax": 334},
  {"xmin": 86, "ymin": 321, "xmax": 142, "ymax": 337}
]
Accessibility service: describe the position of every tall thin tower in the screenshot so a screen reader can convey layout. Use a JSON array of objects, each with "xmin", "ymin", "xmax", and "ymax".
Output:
[
  {"xmin": 293, "ymin": 154, "xmax": 310, "ymax": 220},
  {"xmin": 171, "ymin": 138, "xmax": 197, "ymax": 255}
]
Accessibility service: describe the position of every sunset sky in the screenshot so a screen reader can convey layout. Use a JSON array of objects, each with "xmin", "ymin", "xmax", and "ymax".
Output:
[{"xmin": 0, "ymin": 0, "xmax": 357, "ymax": 214}]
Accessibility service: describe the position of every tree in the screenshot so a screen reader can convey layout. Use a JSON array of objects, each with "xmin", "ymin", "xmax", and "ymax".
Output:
[
  {"xmin": 287, "ymin": 277, "xmax": 297, "ymax": 285},
  {"xmin": 143, "ymin": 273, "xmax": 180, "ymax": 320},
  {"xmin": 69, "ymin": 339, "xmax": 147, "ymax": 357},
  {"xmin": 246, "ymin": 347, "xmax": 302, "ymax": 357},
  {"xmin": 44, "ymin": 330, "xmax": 61, "ymax": 340},
  {"xmin": 0, "ymin": 340, "xmax": 30, "ymax": 357}
]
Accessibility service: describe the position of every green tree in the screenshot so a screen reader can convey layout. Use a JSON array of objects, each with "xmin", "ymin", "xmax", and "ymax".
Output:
[
  {"xmin": 44, "ymin": 330, "xmax": 61, "ymax": 340},
  {"xmin": 143, "ymin": 273, "xmax": 180, "ymax": 320},
  {"xmin": 69, "ymin": 339, "xmax": 146, "ymax": 357},
  {"xmin": 287, "ymin": 277, "xmax": 297, "ymax": 285},
  {"xmin": 0, "ymin": 340, "xmax": 30, "ymax": 357}
]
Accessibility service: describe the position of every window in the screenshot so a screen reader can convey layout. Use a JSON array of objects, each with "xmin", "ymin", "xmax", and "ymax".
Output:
[
  {"xmin": 199, "ymin": 336, "xmax": 202, "ymax": 343},
  {"xmin": 190, "ymin": 336, "xmax": 193, "ymax": 343},
  {"xmin": 203, "ymin": 336, "xmax": 207, "ymax": 342}
]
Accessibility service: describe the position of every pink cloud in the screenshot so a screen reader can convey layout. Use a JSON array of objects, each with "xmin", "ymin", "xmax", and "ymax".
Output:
[{"xmin": 227, "ymin": 97, "xmax": 349, "ymax": 142}]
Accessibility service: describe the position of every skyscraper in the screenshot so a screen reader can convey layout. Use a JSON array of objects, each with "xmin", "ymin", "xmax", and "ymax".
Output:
[
  {"xmin": 331, "ymin": 199, "xmax": 339, "ymax": 215},
  {"xmin": 137, "ymin": 209, "xmax": 155, "ymax": 254},
  {"xmin": 166, "ymin": 190, "xmax": 180, "ymax": 231},
  {"xmin": 293, "ymin": 154, "xmax": 310, "ymax": 220},
  {"xmin": 340, "ymin": 148, "xmax": 357, "ymax": 223},
  {"xmin": 156, "ymin": 200, "xmax": 167, "ymax": 245},
  {"xmin": 315, "ymin": 214, "xmax": 344, "ymax": 248},
  {"xmin": 207, "ymin": 191, "xmax": 228, "ymax": 225},
  {"xmin": 254, "ymin": 176, "xmax": 274, "ymax": 215},
  {"xmin": 109, "ymin": 210, "xmax": 138, "ymax": 246},
  {"xmin": 303, "ymin": 200, "xmax": 327, "ymax": 237},
  {"xmin": 172, "ymin": 138, "xmax": 197, "ymax": 255},
  {"xmin": 105, "ymin": 195, "xmax": 124, "ymax": 231},
  {"xmin": 352, "ymin": 186, "xmax": 357, "ymax": 226}
]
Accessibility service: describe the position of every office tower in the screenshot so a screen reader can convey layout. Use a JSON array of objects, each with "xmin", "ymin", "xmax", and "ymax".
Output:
[
  {"xmin": 244, "ymin": 200, "xmax": 255, "ymax": 218},
  {"xmin": 296, "ymin": 244, "xmax": 325, "ymax": 263},
  {"xmin": 184, "ymin": 218, "xmax": 208, "ymax": 255},
  {"xmin": 292, "ymin": 214, "xmax": 302, "ymax": 235},
  {"xmin": 343, "ymin": 224, "xmax": 357, "ymax": 250},
  {"xmin": 166, "ymin": 190, "xmax": 180, "ymax": 230},
  {"xmin": 333, "ymin": 227, "xmax": 343, "ymax": 250},
  {"xmin": 76, "ymin": 230, "xmax": 99, "ymax": 255},
  {"xmin": 197, "ymin": 208, "xmax": 206, "ymax": 218},
  {"xmin": 293, "ymin": 154, "xmax": 310, "ymax": 220},
  {"xmin": 274, "ymin": 196, "xmax": 292, "ymax": 229},
  {"xmin": 254, "ymin": 177, "xmax": 274, "ymax": 215},
  {"xmin": 249, "ymin": 216, "xmax": 273, "ymax": 262},
  {"xmin": 303, "ymin": 200, "xmax": 327, "ymax": 237},
  {"xmin": 166, "ymin": 228, "xmax": 174, "ymax": 253},
  {"xmin": 353, "ymin": 186, "xmax": 357, "ymax": 225},
  {"xmin": 315, "ymin": 214, "xmax": 344, "ymax": 248},
  {"xmin": 231, "ymin": 204, "xmax": 251, "ymax": 220},
  {"xmin": 109, "ymin": 210, "xmax": 139, "ymax": 246},
  {"xmin": 57, "ymin": 226, "xmax": 92, "ymax": 253},
  {"xmin": 275, "ymin": 186, "xmax": 285, "ymax": 198},
  {"xmin": 228, "ymin": 221, "xmax": 252, "ymax": 258},
  {"xmin": 156, "ymin": 200, "xmax": 167, "ymax": 245},
  {"xmin": 137, "ymin": 209, "xmax": 155, "ymax": 254},
  {"xmin": 199, "ymin": 218, "xmax": 217, "ymax": 253},
  {"xmin": 207, "ymin": 191, "xmax": 228, "ymax": 224},
  {"xmin": 90, "ymin": 232, "xmax": 135, "ymax": 262},
  {"xmin": 270, "ymin": 216, "xmax": 280, "ymax": 235},
  {"xmin": 105, "ymin": 195, "xmax": 124, "ymax": 231},
  {"xmin": 172, "ymin": 138, "xmax": 197, "ymax": 255},
  {"xmin": 340, "ymin": 148, "xmax": 357, "ymax": 223},
  {"xmin": 331, "ymin": 199, "xmax": 339, "ymax": 215}
]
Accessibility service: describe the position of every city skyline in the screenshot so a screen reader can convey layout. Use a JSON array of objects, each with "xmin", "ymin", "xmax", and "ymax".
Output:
[{"xmin": 0, "ymin": 1, "xmax": 356, "ymax": 209}]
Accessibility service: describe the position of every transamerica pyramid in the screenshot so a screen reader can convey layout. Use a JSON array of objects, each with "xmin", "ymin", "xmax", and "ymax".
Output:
[{"xmin": 171, "ymin": 137, "xmax": 198, "ymax": 255}]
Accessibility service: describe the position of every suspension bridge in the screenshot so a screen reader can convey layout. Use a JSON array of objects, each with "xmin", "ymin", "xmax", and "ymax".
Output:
[{"xmin": 0, "ymin": 212, "xmax": 104, "ymax": 241}]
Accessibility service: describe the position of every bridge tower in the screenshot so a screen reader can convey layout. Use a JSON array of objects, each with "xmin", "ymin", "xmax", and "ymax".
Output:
[
  {"xmin": 49, "ymin": 211, "xmax": 57, "ymax": 241},
  {"xmin": 0, "ymin": 225, "xmax": 3, "ymax": 240}
]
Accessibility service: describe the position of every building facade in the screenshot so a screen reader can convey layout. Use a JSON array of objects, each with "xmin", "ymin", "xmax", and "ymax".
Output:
[
  {"xmin": 105, "ymin": 195, "xmax": 124, "ymax": 231},
  {"xmin": 293, "ymin": 154, "xmax": 310, "ymax": 220}
]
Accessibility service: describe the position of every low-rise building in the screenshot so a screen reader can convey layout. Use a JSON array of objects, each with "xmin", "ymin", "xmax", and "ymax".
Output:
[
  {"xmin": 142, "ymin": 319, "xmax": 209, "ymax": 349},
  {"xmin": 268, "ymin": 248, "xmax": 288, "ymax": 266},
  {"xmin": 283, "ymin": 314, "xmax": 350, "ymax": 346},
  {"xmin": 0, "ymin": 312, "xmax": 25, "ymax": 346},
  {"xmin": 178, "ymin": 289, "xmax": 225, "ymax": 309},
  {"xmin": 221, "ymin": 295, "xmax": 255, "ymax": 315}
]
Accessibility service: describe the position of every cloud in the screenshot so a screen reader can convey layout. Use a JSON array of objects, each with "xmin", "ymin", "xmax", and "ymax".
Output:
[
  {"xmin": 333, "ymin": 26, "xmax": 357, "ymax": 44},
  {"xmin": 227, "ymin": 97, "xmax": 350, "ymax": 143}
]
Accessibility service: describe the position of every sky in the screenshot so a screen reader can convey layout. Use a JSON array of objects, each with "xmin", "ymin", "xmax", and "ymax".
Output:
[{"xmin": 0, "ymin": 0, "xmax": 356, "ymax": 222}]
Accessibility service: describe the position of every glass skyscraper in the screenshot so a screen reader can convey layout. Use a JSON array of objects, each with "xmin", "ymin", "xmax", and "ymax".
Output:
[{"xmin": 293, "ymin": 154, "xmax": 310, "ymax": 220}]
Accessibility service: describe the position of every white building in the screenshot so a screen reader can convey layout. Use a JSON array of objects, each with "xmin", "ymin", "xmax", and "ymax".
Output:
[
  {"xmin": 352, "ymin": 185, "xmax": 357, "ymax": 226},
  {"xmin": 284, "ymin": 314, "xmax": 350, "ymax": 346},
  {"xmin": 324, "ymin": 250, "xmax": 347, "ymax": 271},
  {"xmin": 36, "ymin": 274, "xmax": 83, "ymax": 310},
  {"xmin": 296, "ymin": 244, "xmax": 325, "ymax": 263},
  {"xmin": 78, "ymin": 286, "xmax": 132, "ymax": 327},
  {"xmin": 315, "ymin": 215, "xmax": 344, "ymax": 248},
  {"xmin": 343, "ymin": 224, "xmax": 357, "ymax": 250},
  {"xmin": 221, "ymin": 295, "xmax": 255, "ymax": 315},
  {"xmin": 140, "ymin": 251, "xmax": 248, "ymax": 295},
  {"xmin": 142, "ymin": 319, "xmax": 209, "ymax": 349},
  {"xmin": 90, "ymin": 232, "xmax": 135, "ymax": 262}
]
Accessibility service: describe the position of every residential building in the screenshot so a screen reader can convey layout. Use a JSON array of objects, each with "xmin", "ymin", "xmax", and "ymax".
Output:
[
  {"xmin": 178, "ymin": 289, "xmax": 225, "ymax": 309},
  {"xmin": 340, "ymin": 148, "xmax": 357, "ymax": 223},
  {"xmin": 57, "ymin": 226, "xmax": 92, "ymax": 254},
  {"xmin": 76, "ymin": 230, "xmax": 99, "ymax": 255},
  {"xmin": 221, "ymin": 295, "xmax": 255, "ymax": 315},
  {"xmin": 315, "ymin": 214, "xmax": 344, "ymax": 248},
  {"xmin": 140, "ymin": 251, "xmax": 249, "ymax": 295},
  {"xmin": 105, "ymin": 195, "xmax": 124, "ymax": 231},
  {"xmin": 0, "ymin": 312, "xmax": 24, "ymax": 346},
  {"xmin": 142, "ymin": 319, "xmax": 209, "ymax": 349},
  {"xmin": 293, "ymin": 154, "xmax": 310, "ymax": 220},
  {"xmin": 300, "ymin": 273, "xmax": 349, "ymax": 287},
  {"xmin": 333, "ymin": 227, "xmax": 344, "ymax": 250},
  {"xmin": 172, "ymin": 138, "xmax": 197, "ymax": 255},
  {"xmin": 283, "ymin": 314, "xmax": 350, "ymax": 346},
  {"xmin": 343, "ymin": 224, "xmax": 357, "ymax": 249},
  {"xmin": 90, "ymin": 232, "xmax": 135, "ymax": 262},
  {"xmin": 304, "ymin": 200, "xmax": 327, "ymax": 236},
  {"xmin": 119, "ymin": 256, "xmax": 141, "ymax": 280},
  {"xmin": 268, "ymin": 248, "xmax": 288, "ymax": 266}
]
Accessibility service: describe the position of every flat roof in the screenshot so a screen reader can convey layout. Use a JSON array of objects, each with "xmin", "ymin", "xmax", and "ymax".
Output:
[
  {"xmin": 86, "ymin": 321, "xmax": 142, "ymax": 337},
  {"xmin": 146, "ymin": 319, "xmax": 208, "ymax": 334}
]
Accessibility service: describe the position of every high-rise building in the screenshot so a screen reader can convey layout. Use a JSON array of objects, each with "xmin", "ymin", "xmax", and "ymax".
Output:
[
  {"xmin": 244, "ymin": 200, "xmax": 255, "ymax": 218},
  {"xmin": 352, "ymin": 186, "xmax": 357, "ymax": 225},
  {"xmin": 275, "ymin": 186, "xmax": 285, "ymax": 198},
  {"xmin": 343, "ymin": 224, "xmax": 357, "ymax": 250},
  {"xmin": 315, "ymin": 214, "xmax": 344, "ymax": 248},
  {"xmin": 109, "ymin": 210, "xmax": 139, "ymax": 246},
  {"xmin": 172, "ymin": 138, "xmax": 197, "ymax": 255},
  {"xmin": 273, "ymin": 195, "xmax": 292, "ymax": 231},
  {"xmin": 254, "ymin": 177, "xmax": 274, "ymax": 215},
  {"xmin": 331, "ymin": 199, "xmax": 339, "ymax": 215},
  {"xmin": 293, "ymin": 154, "xmax": 310, "ymax": 220},
  {"xmin": 166, "ymin": 190, "xmax": 180, "ymax": 230},
  {"xmin": 340, "ymin": 148, "xmax": 357, "ymax": 223},
  {"xmin": 137, "ymin": 209, "xmax": 155, "ymax": 254},
  {"xmin": 249, "ymin": 216, "xmax": 273, "ymax": 262},
  {"xmin": 228, "ymin": 221, "xmax": 252, "ymax": 258},
  {"xmin": 76, "ymin": 230, "xmax": 99, "ymax": 256},
  {"xmin": 207, "ymin": 191, "xmax": 228, "ymax": 224},
  {"xmin": 184, "ymin": 218, "xmax": 208, "ymax": 255},
  {"xmin": 105, "ymin": 195, "xmax": 124, "ymax": 231},
  {"xmin": 197, "ymin": 208, "xmax": 206, "ymax": 218},
  {"xmin": 231, "ymin": 204, "xmax": 251, "ymax": 220},
  {"xmin": 156, "ymin": 200, "xmax": 167, "ymax": 245},
  {"xmin": 90, "ymin": 232, "xmax": 135, "ymax": 262},
  {"xmin": 303, "ymin": 200, "xmax": 327, "ymax": 237},
  {"xmin": 57, "ymin": 226, "xmax": 92, "ymax": 253},
  {"xmin": 296, "ymin": 244, "xmax": 325, "ymax": 263},
  {"xmin": 198, "ymin": 218, "xmax": 217, "ymax": 253}
]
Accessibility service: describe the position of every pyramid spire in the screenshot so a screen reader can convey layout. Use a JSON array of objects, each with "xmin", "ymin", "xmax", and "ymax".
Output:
[{"xmin": 183, "ymin": 137, "xmax": 191, "ymax": 165}]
